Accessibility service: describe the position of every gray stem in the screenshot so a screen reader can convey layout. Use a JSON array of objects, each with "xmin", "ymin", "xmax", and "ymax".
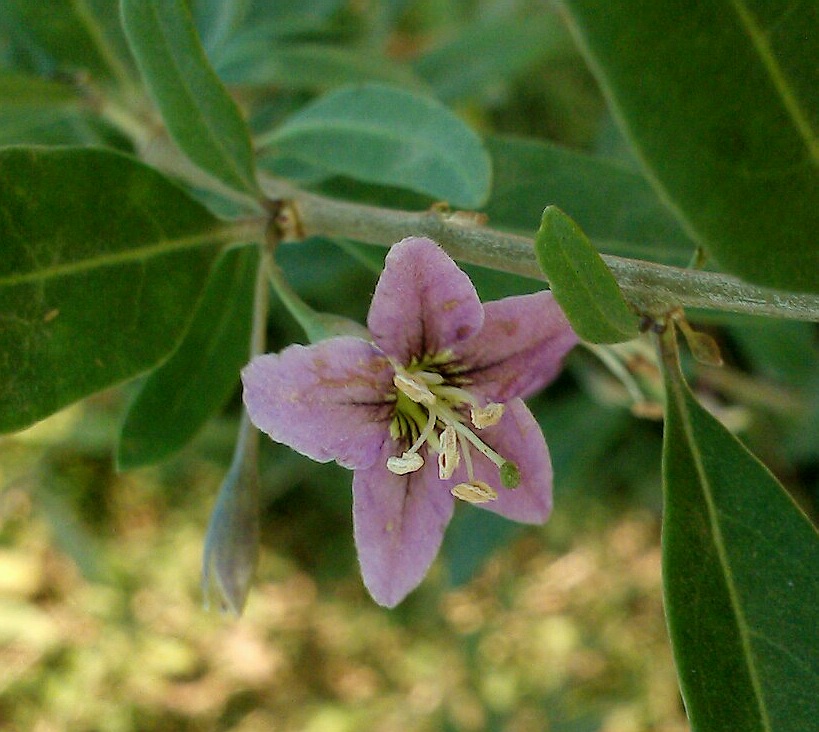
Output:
[{"xmin": 261, "ymin": 177, "xmax": 819, "ymax": 322}]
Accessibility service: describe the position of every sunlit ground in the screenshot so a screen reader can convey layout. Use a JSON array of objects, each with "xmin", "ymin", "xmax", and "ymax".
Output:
[{"xmin": 1, "ymin": 396, "xmax": 688, "ymax": 732}]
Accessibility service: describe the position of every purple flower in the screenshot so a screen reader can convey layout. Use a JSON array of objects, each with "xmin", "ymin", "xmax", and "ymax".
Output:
[{"xmin": 242, "ymin": 237, "xmax": 578, "ymax": 606}]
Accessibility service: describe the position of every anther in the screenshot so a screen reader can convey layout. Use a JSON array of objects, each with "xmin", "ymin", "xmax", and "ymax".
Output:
[
  {"xmin": 387, "ymin": 452, "xmax": 424, "ymax": 475},
  {"xmin": 471, "ymin": 402, "xmax": 504, "ymax": 429},
  {"xmin": 393, "ymin": 370, "xmax": 436, "ymax": 405},
  {"xmin": 437, "ymin": 425, "xmax": 459, "ymax": 479},
  {"xmin": 451, "ymin": 480, "xmax": 498, "ymax": 504}
]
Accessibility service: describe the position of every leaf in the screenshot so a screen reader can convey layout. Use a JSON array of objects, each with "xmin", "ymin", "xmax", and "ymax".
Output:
[
  {"xmin": 204, "ymin": 0, "xmax": 347, "ymax": 53},
  {"xmin": 1, "ymin": 0, "xmax": 129, "ymax": 81},
  {"xmin": 661, "ymin": 331, "xmax": 819, "ymax": 732},
  {"xmin": 727, "ymin": 318, "xmax": 818, "ymax": 388},
  {"xmin": 485, "ymin": 135, "xmax": 697, "ymax": 266},
  {"xmin": 259, "ymin": 82, "xmax": 492, "ymax": 208},
  {"xmin": 413, "ymin": 12, "xmax": 575, "ymax": 102},
  {"xmin": 559, "ymin": 0, "xmax": 819, "ymax": 293},
  {"xmin": 117, "ymin": 244, "xmax": 259, "ymax": 469},
  {"xmin": 535, "ymin": 206, "xmax": 639, "ymax": 343},
  {"xmin": 443, "ymin": 508, "xmax": 521, "ymax": 587},
  {"xmin": 0, "ymin": 73, "xmax": 86, "ymax": 147},
  {"xmin": 0, "ymin": 146, "xmax": 226, "ymax": 434},
  {"xmin": 0, "ymin": 72, "xmax": 80, "ymax": 109},
  {"xmin": 219, "ymin": 43, "xmax": 425, "ymax": 91},
  {"xmin": 190, "ymin": 0, "xmax": 250, "ymax": 58},
  {"xmin": 121, "ymin": 0, "xmax": 261, "ymax": 198}
]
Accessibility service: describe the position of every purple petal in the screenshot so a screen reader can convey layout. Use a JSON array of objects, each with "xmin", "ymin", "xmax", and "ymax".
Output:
[
  {"xmin": 242, "ymin": 337, "xmax": 394, "ymax": 469},
  {"xmin": 367, "ymin": 237, "xmax": 484, "ymax": 362},
  {"xmin": 353, "ymin": 442, "xmax": 455, "ymax": 607},
  {"xmin": 454, "ymin": 399, "xmax": 553, "ymax": 523},
  {"xmin": 453, "ymin": 291, "xmax": 577, "ymax": 402}
]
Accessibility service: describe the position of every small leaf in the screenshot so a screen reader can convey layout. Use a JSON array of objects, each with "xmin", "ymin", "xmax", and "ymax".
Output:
[
  {"xmin": 121, "ymin": 0, "xmax": 260, "ymax": 197},
  {"xmin": 661, "ymin": 330, "xmax": 819, "ymax": 732},
  {"xmin": 0, "ymin": 146, "xmax": 226, "ymax": 434},
  {"xmin": 117, "ymin": 244, "xmax": 260, "ymax": 470},
  {"xmin": 560, "ymin": 0, "xmax": 819, "ymax": 293},
  {"xmin": 259, "ymin": 82, "xmax": 492, "ymax": 208},
  {"xmin": 674, "ymin": 315, "xmax": 724, "ymax": 367},
  {"xmin": 535, "ymin": 206, "xmax": 639, "ymax": 343}
]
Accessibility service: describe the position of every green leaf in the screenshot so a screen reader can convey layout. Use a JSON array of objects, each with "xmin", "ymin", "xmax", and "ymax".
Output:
[
  {"xmin": 728, "ymin": 318, "xmax": 818, "ymax": 388},
  {"xmin": 117, "ymin": 244, "xmax": 259, "ymax": 469},
  {"xmin": 535, "ymin": 206, "xmax": 639, "ymax": 343},
  {"xmin": 0, "ymin": 146, "xmax": 225, "ymax": 434},
  {"xmin": 0, "ymin": 73, "xmax": 87, "ymax": 147},
  {"xmin": 121, "ymin": 0, "xmax": 261, "ymax": 198},
  {"xmin": 201, "ymin": 0, "xmax": 346, "ymax": 54},
  {"xmin": 443, "ymin": 508, "xmax": 521, "ymax": 587},
  {"xmin": 661, "ymin": 332, "xmax": 819, "ymax": 732},
  {"xmin": 219, "ymin": 43, "xmax": 425, "ymax": 92},
  {"xmin": 413, "ymin": 12, "xmax": 574, "ymax": 102},
  {"xmin": 485, "ymin": 135, "xmax": 696, "ymax": 266},
  {"xmin": 2, "ymin": 0, "xmax": 130, "ymax": 81},
  {"xmin": 560, "ymin": 0, "xmax": 819, "ymax": 293},
  {"xmin": 259, "ymin": 82, "xmax": 492, "ymax": 208},
  {"xmin": 0, "ymin": 72, "xmax": 80, "ymax": 109}
]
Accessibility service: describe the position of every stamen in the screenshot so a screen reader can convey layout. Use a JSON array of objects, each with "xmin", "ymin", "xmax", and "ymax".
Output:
[
  {"xmin": 393, "ymin": 370, "xmax": 436, "ymax": 405},
  {"xmin": 415, "ymin": 370, "xmax": 445, "ymax": 385},
  {"xmin": 451, "ymin": 480, "xmax": 498, "ymax": 504},
  {"xmin": 387, "ymin": 407, "xmax": 437, "ymax": 475},
  {"xmin": 458, "ymin": 432, "xmax": 475, "ymax": 482},
  {"xmin": 387, "ymin": 452, "xmax": 424, "ymax": 474},
  {"xmin": 437, "ymin": 403, "xmax": 507, "ymax": 470},
  {"xmin": 410, "ymin": 408, "xmax": 438, "ymax": 452},
  {"xmin": 435, "ymin": 384, "xmax": 479, "ymax": 407},
  {"xmin": 471, "ymin": 402, "xmax": 504, "ymax": 429},
  {"xmin": 437, "ymin": 425, "xmax": 459, "ymax": 479}
]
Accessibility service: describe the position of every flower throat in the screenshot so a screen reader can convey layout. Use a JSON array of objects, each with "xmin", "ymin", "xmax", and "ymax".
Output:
[{"xmin": 386, "ymin": 354, "xmax": 520, "ymax": 503}]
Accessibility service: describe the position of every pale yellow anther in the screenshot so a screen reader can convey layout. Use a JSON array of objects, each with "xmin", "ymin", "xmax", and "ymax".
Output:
[
  {"xmin": 393, "ymin": 371, "xmax": 436, "ymax": 405},
  {"xmin": 437, "ymin": 425, "xmax": 460, "ymax": 479},
  {"xmin": 471, "ymin": 402, "xmax": 504, "ymax": 429},
  {"xmin": 387, "ymin": 452, "xmax": 424, "ymax": 475},
  {"xmin": 451, "ymin": 480, "xmax": 498, "ymax": 504}
]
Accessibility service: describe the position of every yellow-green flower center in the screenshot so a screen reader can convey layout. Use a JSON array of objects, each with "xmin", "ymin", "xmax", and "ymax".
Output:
[{"xmin": 387, "ymin": 356, "xmax": 519, "ymax": 503}]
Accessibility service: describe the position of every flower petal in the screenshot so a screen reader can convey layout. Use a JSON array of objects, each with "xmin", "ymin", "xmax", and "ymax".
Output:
[
  {"xmin": 453, "ymin": 291, "xmax": 577, "ymax": 402},
  {"xmin": 367, "ymin": 237, "xmax": 484, "ymax": 361},
  {"xmin": 454, "ymin": 398, "xmax": 553, "ymax": 523},
  {"xmin": 353, "ymin": 442, "xmax": 455, "ymax": 607},
  {"xmin": 242, "ymin": 337, "xmax": 394, "ymax": 469}
]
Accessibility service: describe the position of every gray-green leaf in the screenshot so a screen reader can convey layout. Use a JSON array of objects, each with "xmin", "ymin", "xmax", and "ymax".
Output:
[
  {"xmin": 535, "ymin": 206, "xmax": 639, "ymax": 343},
  {"xmin": 219, "ymin": 43, "xmax": 425, "ymax": 92},
  {"xmin": 117, "ymin": 244, "xmax": 260, "ymax": 470},
  {"xmin": 0, "ymin": 146, "xmax": 226, "ymax": 434},
  {"xmin": 259, "ymin": 82, "xmax": 492, "ymax": 208},
  {"xmin": 559, "ymin": 0, "xmax": 819, "ymax": 293},
  {"xmin": 413, "ymin": 12, "xmax": 574, "ymax": 102},
  {"xmin": 661, "ymin": 335, "xmax": 819, "ymax": 731},
  {"xmin": 485, "ymin": 135, "xmax": 697, "ymax": 266},
  {"xmin": 121, "ymin": 0, "xmax": 260, "ymax": 198}
]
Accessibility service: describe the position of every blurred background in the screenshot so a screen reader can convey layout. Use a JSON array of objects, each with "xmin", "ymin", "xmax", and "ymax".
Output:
[{"xmin": 1, "ymin": 0, "xmax": 816, "ymax": 730}]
